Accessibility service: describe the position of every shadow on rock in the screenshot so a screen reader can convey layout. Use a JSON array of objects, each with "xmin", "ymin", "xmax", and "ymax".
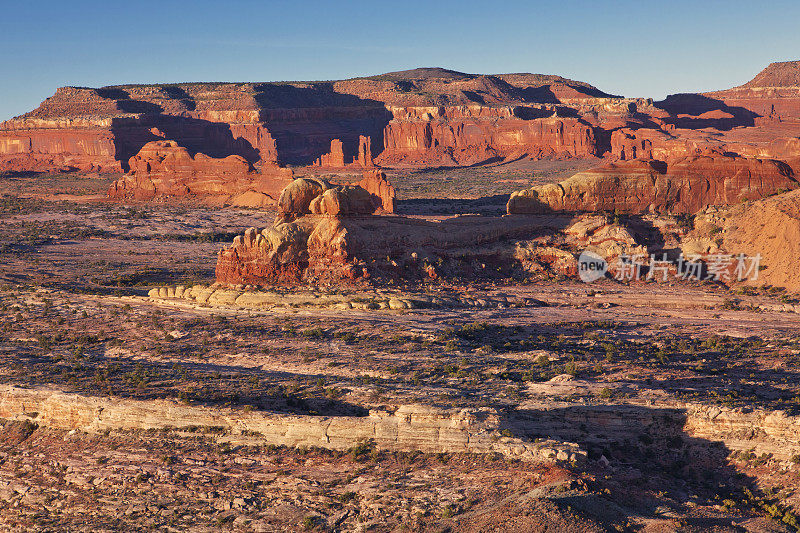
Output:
[{"xmin": 501, "ymin": 404, "xmax": 777, "ymax": 530}]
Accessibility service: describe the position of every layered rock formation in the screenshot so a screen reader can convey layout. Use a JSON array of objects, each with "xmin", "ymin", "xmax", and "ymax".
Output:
[
  {"xmin": 4, "ymin": 384, "xmax": 800, "ymax": 465},
  {"xmin": 0, "ymin": 85, "xmax": 284, "ymax": 174},
  {"xmin": 216, "ymin": 175, "xmax": 401, "ymax": 285},
  {"xmin": 521, "ymin": 61, "xmax": 800, "ymax": 217},
  {"xmin": 0, "ymin": 385, "xmax": 585, "ymax": 464},
  {"xmin": 9, "ymin": 62, "xmax": 800, "ymax": 215},
  {"xmin": 356, "ymin": 169, "xmax": 395, "ymax": 213},
  {"xmin": 518, "ymin": 400, "xmax": 800, "ymax": 462},
  {"xmin": 215, "ymin": 175, "xmax": 649, "ymax": 286},
  {"xmin": 0, "ymin": 67, "xmax": 626, "ymax": 176},
  {"xmin": 0, "ymin": 123, "xmax": 118, "ymax": 173},
  {"xmin": 507, "ymin": 153, "xmax": 797, "ymax": 214},
  {"xmin": 377, "ymin": 108, "xmax": 598, "ymax": 167},
  {"xmin": 147, "ymin": 284, "xmax": 534, "ymax": 310},
  {"xmin": 314, "ymin": 136, "xmax": 374, "ymax": 168},
  {"xmin": 108, "ymin": 140, "xmax": 293, "ymax": 206},
  {"xmin": 706, "ymin": 60, "xmax": 800, "ymax": 120}
]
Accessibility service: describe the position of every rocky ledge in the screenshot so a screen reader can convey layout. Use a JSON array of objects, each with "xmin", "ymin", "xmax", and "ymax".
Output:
[{"xmin": 0, "ymin": 385, "xmax": 585, "ymax": 465}]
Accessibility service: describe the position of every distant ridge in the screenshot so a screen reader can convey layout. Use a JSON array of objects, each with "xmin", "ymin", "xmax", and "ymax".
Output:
[
  {"xmin": 741, "ymin": 60, "xmax": 800, "ymax": 89},
  {"xmin": 93, "ymin": 67, "xmax": 617, "ymax": 101}
]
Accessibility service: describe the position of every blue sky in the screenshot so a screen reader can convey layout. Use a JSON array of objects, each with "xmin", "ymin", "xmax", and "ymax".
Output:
[{"xmin": 1, "ymin": 0, "xmax": 798, "ymax": 120}]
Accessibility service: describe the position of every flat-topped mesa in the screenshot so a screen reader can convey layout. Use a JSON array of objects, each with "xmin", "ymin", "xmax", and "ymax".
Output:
[
  {"xmin": 108, "ymin": 140, "xmax": 293, "ymax": 207},
  {"xmin": 0, "ymin": 84, "xmax": 286, "ymax": 173},
  {"xmin": 507, "ymin": 153, "xmax": 798, "ymax": 215},
  {"xmin": 14, "ymin": 62, "xmax": 800, "ymax": 178},
  {"xmin": 0, "ymin": 68, "xmax": 628, "ymax": 174},
  {"xmin": 333, "ymin": 67, "xmax": 619, "ymax": 107}
]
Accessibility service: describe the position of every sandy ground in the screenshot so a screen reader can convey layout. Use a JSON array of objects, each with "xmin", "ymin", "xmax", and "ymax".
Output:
[{"xmin": 0, "ymin": 169, "xmax": 799, "ymax": 531}]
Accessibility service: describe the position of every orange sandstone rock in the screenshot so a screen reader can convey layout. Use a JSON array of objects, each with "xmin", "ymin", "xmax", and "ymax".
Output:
[
  {"xmin": 313, "ymin": 136, "xmax": 376, "ymax": 168},
  {"xmin": 108, "ymin": 140, "xmax": 293, "ymax": 205},
  {"xmin": 357, "ymin": 170, "xmax": 395, "ymax": 213},
  {"xmin": 277, "ymin": 178, "xmax": 329, "ymax": 220},
  {"xmin": 314, "ymin": 139, "xmax": 346, "ymax": 167},
  {"xmin": 215, "ymin": 172, "xmax": 650, "ymax": 287},
  {"xmin": 357, "ymin": 135, "xmax": 374, "ymax": 167},
  {"xmin": 508, "ymin": 154, "xmax": 797, "ymax": 215}
]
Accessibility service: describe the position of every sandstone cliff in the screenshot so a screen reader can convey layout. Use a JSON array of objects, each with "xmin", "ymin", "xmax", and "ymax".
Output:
[
  {"xmin": 377, "ymin": 108, "xmax": 598, "ymax": 167},
  {"xmin": 0, "ymin": 67, "xmax": 626, "ymax": 175},
  {"xmin": 508, "ymin": 154, "xmax": 797, "ymax": 215},
  {"xmin": 706, "ymin": 60, "xmax": 800, "ymax": 120},
  {"xmin": 3, "ymin": 385, "xmax": 800, "ymax": 465},
  {"xmin": 10, "ymin": 63, "xmax": 800, "ymax": 216}
]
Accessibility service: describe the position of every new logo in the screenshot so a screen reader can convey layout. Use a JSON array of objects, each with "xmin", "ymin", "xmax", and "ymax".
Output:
[{"xmin": 578, "ymin": 250, "xmax": 607, "ymax": 283}]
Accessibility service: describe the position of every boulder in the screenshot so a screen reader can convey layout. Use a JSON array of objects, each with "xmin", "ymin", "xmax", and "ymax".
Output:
[
  {"xmin": 277, "ymin": 178, "xmax": 327, "ymax": 219},
  {"xmin": 309, "ymin": 186, "xmax": 376, "ymax": 216}
]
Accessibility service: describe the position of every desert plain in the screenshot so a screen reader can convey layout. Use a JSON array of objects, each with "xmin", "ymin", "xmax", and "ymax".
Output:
[{"xmin": 2, "ymin": 64, "xmax": 800, "ymax": 532}]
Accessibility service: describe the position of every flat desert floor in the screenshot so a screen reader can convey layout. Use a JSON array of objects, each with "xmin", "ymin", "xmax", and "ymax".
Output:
[{"xmin": 1, "ymin": 164, "xmax": 799, "ymax": 532}]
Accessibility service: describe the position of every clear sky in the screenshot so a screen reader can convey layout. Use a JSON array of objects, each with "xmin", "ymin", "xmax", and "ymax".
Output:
[{"xmin": 1, "ymin": 0, "xmax": 798, "ymax": 121}]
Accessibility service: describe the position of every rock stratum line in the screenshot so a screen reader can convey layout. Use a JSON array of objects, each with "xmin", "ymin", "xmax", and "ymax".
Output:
[
  {"xmin": 2, "ymin": 386, "xmax": 799, "ymax": 465},
  {"xmin": 0, "ymin": 385, "xmax": 584, "ymax": 464},
  {"xmin": 9, "ymin": 62, "xmax": 800, "ymax": 213}
]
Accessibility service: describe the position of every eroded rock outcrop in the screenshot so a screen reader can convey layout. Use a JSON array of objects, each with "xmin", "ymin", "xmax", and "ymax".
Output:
[
  {"xmin": 276, "ymin": 171, "xmax": 394, "ymax": 221},
  {"xmin": 314, "ymin": 136, "xmax": 375, "ymax": 168},
  {"xmin": 518, "ymin": 400, "xmax": 800, "ymax": 462},
  {"xmin": 0, "ymin": 68, "xmax": 622, "ymax": 175},
  {"xmin": 216, "ymin": 175, "xmax": 648, "ymax": 286},
  {"xmin": 5, "ymin": 384, "xmax": 800, "ymax": 465},
  {"xmin": 216, "ymin": 174, "xmax": 391, "ymax": 284},
  {"xmin": 0, "ymin": 385, "xmax": 585, "ymax": 464},
  {"xmin": 356, "ymin": 169, "xmax": 395, "ymax": 213},
  {"xmin": 682, "ymin": 188, "xmax": 800, "ymax": 291},
  {"xmin": 377, "ymin": 109, "xmax": 598, "ymax": 167},
  {"xmin": 217, "ymin": 174, "xmax": 402, "ymax": 285},
  {"xmin": 146, "ymin": 283, "xmax": 539, "ymax": 310},
  {"xmin": 108, "ymin": 140, "xmax": 293, "ymax": 206},
  {"xmin": 508, "ymin": 153, "xmax": 797, "ymax": 215},
  {"xmin": 314, "ymin": 139, "xmax": 346, "ymax": 167}
]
